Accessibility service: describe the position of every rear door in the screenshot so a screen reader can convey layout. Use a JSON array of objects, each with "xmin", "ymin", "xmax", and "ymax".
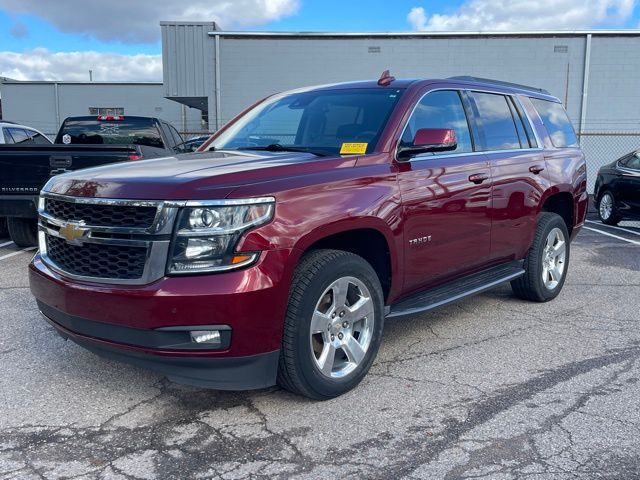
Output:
[
  {"xmin": 468, "ymin": 91, "xmax": 549, "ymax": 263},
  {"xmin": 397, "ymin": 88, "xmax": 492, "ymax": 293}
]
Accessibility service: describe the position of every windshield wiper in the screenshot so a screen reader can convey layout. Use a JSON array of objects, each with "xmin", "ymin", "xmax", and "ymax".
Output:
[{"xmin": 237, "ymin": 144, "xmax": 328, "ymax": 157}]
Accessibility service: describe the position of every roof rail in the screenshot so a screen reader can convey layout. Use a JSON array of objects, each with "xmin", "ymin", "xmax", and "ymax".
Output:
[{"xmin": 448, "ymin": 76, "xmax": 550, "ymax": 95}]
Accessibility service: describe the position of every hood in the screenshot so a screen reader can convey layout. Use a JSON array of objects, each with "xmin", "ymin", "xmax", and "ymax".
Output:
[{"xmin": 44, "ymin": 150, "xmax": 356, "ymax": 200}]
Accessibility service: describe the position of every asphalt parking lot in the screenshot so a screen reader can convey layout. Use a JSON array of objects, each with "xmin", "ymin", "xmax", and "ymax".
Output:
[{"xmin": 1, "ymin": 215, "xmax": 639, "ymax": 480}]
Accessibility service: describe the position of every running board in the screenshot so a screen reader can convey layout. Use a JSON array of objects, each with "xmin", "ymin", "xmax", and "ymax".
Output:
[{"xmin": 387, "ymin": 261, "xmax": 525, "ymax": 319}]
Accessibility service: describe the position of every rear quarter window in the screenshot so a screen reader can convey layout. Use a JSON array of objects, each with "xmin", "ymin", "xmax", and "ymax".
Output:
[{"xmin": 530, "ymin": 99, "xmax": 579, "ymax": 148}]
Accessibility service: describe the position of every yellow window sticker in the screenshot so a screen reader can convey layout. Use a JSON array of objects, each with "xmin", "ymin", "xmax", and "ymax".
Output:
[{"xmin": 340, "ymin": 143, "xmax": 368, "ymax": 155}]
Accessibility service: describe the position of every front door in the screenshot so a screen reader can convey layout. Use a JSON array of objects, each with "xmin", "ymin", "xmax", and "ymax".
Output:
[{"xmin": 396, "ymin": 89, "xmax": 492, "ymax": 294}]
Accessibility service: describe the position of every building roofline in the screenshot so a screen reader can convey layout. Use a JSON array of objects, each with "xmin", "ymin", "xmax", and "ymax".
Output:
[
  {"xmin": 208, "ymin": 29, "xmax": 640, "ymax": 38},
  {"xmin": 0, "ymin": 81, "xmax": 162, "ymax": 85},
  {"xmin": 161, "ymin": 21, "xmax": 218, "ymax": 26}
]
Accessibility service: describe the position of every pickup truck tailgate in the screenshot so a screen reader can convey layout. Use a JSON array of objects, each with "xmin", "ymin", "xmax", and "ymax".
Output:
[{"xmin": 0, "ymin": 145, "xmax": 139, "ymax": 196}]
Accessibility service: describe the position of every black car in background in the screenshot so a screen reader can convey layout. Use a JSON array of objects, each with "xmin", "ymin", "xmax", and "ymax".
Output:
[{"xmin": 594, "ymin": 150, "xmax": 640, "ymax": 225}]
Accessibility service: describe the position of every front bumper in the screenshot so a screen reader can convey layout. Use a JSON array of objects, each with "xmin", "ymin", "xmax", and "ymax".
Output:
[
  {"xmin": 29, "ymin": 249, "xmax": 295, "ymax": 390},
  {"xmin": 40, "ymin": 303, "xmax": 279, "ymax": 390}
]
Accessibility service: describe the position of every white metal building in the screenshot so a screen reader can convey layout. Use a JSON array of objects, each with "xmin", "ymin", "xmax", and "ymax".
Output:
[
  {"xmin": 161, "ymin": 24, "xmax": 640, "ymax": 190},
  {"xmin": 0, "ymin": 80, "xmax": 203, "ymax": 137}
]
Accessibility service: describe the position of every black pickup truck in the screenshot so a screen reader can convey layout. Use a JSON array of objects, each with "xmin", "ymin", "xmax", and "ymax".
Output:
[{"xmin": 0, "ymin": 115, "xmax": 188, "ymax": 246}]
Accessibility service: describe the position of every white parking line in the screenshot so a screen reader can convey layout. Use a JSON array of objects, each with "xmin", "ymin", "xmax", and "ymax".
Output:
[
  {"xmin": 586, "ymin": 220, "xmax": 640, "ymax": 237},
  {"xmin": 0, "ymin": 247, "xmax": 37, "ymax": 261},
  {"xmin": 0, "ymin": 240, "xmax": 14, "ymax": 248},
  {"xmin": 583, "ymin": 226, "xmax": 640, "ymax": 246}
]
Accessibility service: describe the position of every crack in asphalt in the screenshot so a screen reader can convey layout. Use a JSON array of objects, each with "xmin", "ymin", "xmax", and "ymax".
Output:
[
  {"xmin": 363, "ymin": 342, "xmax": 640, "ymax": 479},
  {"xmin": 1, "ymin": 343, "xmax": 639, "ymax": 479}
]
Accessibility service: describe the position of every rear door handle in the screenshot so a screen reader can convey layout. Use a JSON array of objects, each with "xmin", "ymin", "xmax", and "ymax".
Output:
[
  {"xmin": 468, "ymin": 173, "xmax": 489, "ymax": 184},
  {"xmin": 529, "ymin": 165, "xmax": 545, "ymax": 174}
]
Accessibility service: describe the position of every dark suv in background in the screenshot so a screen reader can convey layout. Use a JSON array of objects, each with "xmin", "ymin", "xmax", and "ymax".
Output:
[{"xmin": 30, "ymin": 74, "xmax": 587, "ymax": 399}]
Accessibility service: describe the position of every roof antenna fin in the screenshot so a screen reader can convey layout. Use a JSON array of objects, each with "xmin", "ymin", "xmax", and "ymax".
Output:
[{"xmin": 377, "ymin": 70, "xmax": 395, "ymax": 86}]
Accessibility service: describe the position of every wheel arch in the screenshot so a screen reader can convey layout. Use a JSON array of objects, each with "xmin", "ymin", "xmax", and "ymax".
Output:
[
  {"xmin": 539, "ymin": 188, "xmax": 575, "ymax": 236},
  {"xmin": 291, "ymin": 218, "xmax": 399, "ymax": 303}
]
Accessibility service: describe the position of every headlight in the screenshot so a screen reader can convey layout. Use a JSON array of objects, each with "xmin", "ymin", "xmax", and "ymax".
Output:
[{"xmin": 168, "ymin": 198, "xmax": 274, "ymax": 274}]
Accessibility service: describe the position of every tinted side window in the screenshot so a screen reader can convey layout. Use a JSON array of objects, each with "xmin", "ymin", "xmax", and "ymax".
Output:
[
  {"xmin": 508, "ymin": 99, "xmax": 528, "ymax": 148},
  {"xmin": 530, "ymin": 98, "xmax": 578, "ymax": 148},
  {"xmin": 7, "ymin": 128, "xmax": 30, "ymax": 144},
  {"xmin": 624, "ymin": 153, "xmax": 640, "ymax": 170},
  {"xmin": 401, "ymin": 90, "xmax": 473, "ymax": 154},
  {"xmin": 2, "ymin": 128, "xmax": 13, "ymax": 143},
  {"xmin": 31, "ymin": 133, "xmax": 51, "ymax": 144},
  {"xmin": 25, "ymin": 130, "xmax": 51, "ymax": 144},
  {"xmin": 159, "ymin": 123, "xmax": 174, "ymax": 148},
  {"xmin": 169, "ymin": 125, "xmax": 183, "ymax": 147},
  {"xmin": 511, "ymin": 98, "xmax": 538, "ymax": 148},
  {"xmin": 471, "ymin": 92, "xmax": 521, "ymax": 151}
]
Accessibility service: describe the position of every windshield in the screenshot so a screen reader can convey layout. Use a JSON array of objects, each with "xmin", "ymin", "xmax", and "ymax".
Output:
[
  {"xmin": 210, "ymin": 88, "xmax": 403, "ymax": 156},
  {"xmin": 56, "ymin": 118, "xmax": 164, "ymax": 149}
]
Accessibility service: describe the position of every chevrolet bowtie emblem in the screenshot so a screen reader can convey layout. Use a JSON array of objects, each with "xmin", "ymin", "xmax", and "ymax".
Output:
[{"xmin": 58, "ymin": 221, "xmax": 89, "ymax": 245}]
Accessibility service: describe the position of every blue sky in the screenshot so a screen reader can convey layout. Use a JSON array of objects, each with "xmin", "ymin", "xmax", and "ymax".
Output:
[
  {"xmin": 0, "ymin": 0, "xmax": 638, "ymax": 81},
  {"xmin": 0, "ymin": 0, "xmax": 463, "ymax": 55},
  {"xmin": 1, "ymin": 0, "xmax": 639, "ymax": 55},
  {"xmin": 0, "ymin": 11, "xmax": 160, "ymax": 55}
]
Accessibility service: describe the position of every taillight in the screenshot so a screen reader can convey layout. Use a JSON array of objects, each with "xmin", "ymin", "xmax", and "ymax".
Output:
[
  {"xmin": 98, "ymin": 115, "xmax": 124, "ymax": 121},
  {"xmin": 128, "ymin": 153, "xmax": 143, "ymax": 161}
]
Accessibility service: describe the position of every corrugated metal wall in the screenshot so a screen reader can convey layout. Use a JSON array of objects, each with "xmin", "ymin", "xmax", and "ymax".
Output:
[{"xmin": 161, "ymin": 22, "xmax": 216, "ymax": 98}]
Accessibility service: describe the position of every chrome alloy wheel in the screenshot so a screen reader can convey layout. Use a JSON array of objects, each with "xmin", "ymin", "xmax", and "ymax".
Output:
[
  {"xmin": 599, "ymin": 192, "xmax": 613, "ymax": 220},
  {"xmin": 541, "ymin": 227, "xmax": 567, "ymax": 290},
  {"xmin": 310, "ymin": 276, "xmax": 375, "ymax": 379}
]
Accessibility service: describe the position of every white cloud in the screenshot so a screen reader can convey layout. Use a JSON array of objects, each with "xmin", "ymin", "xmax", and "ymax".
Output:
[
  {"xmin": 407, "ymin": 7, "xmax": 428, "ymax": 31},
  {"xmin": 0, "ymin": 0, "xmax": 300, "ymax": 44},
  {"xmin": 0, "ymin": 49, "xmax": 162, "ymax": 81},
  {"xmin": 407, "ymin": 0, "xmax": 636, "ymax": 31}
]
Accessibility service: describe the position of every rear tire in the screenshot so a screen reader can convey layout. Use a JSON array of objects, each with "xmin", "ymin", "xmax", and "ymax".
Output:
[
  {"xmin": 597, "ymin": 191, "xmax": 622, "ymax": 225},
  {"xmin": 277, "ymin": 249, "xmax": 384, "ymax": 400},
  {"xmin": 511, "ymin": 213, "xmax": 570, "ymax": 302},
  {"xmin": 0, "ymin": 218, "xmax": 7, "ymax": 238},
  {"xmin": 7, "ymin": 218, "xmax": 38, "ymax": 247}
]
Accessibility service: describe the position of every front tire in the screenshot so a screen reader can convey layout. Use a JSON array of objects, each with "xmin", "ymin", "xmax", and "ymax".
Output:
[
  {"xmin": 511, "ymin": 213, "xmax": 570, "ymax": 302},
  {"xmin": 7, "ymin": 217, "xmax": 38, "ymax": 247},
  {"xmin": 597, "ymin": 191, "xmax": 622, "ymax": 225},
  {"xmin": 277, "ymin": 249, "xmax": 384, "ymax": 399}
]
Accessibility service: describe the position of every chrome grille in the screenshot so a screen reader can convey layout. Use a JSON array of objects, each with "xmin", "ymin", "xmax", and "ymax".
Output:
[
  {"xmin": 39, "ymin": 193, "xmax": 180, "ymax": 285},
  {"xmin": 46, "ymin": 235, "xmax": 147, "ymax": 279},
  {"xmin": 45, "ymin": 198, "xmax": 157, "ymax": 228}
]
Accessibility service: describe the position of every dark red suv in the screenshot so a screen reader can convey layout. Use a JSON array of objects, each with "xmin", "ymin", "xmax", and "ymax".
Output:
[{"xmin": 30, "ymin": 74, "xmax": 588, "ymax": 399}]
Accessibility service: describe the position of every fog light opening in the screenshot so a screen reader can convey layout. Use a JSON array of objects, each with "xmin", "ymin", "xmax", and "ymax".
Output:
[{"xmin": 190, "ymin": 330, "xmax": 221, "ymax": 344}]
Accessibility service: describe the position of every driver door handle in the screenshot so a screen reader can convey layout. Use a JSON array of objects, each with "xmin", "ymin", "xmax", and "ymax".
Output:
[
  {"xmin": 468, "ymin": 173, "xmax": 489, "ymax": 184},
  {"xmin": 529, "ymin": 165, "xmax": 545, "ymax": 174}
]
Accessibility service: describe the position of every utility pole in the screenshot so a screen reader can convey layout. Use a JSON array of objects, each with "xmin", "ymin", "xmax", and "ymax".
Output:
[{"xmin": 89, "ymin": 70, "xmax": 93, "ymax": 82}]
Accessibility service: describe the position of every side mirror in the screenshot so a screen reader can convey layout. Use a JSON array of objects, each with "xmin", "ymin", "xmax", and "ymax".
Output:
[{"xmin": 397, "ymin": 128, "xmax": 457, "ymax": 160}]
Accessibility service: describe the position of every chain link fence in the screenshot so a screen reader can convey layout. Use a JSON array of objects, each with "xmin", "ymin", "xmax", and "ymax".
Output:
[{"xmin": 579, "ymin": 132, "xmax": 640, "ymax": 193}]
